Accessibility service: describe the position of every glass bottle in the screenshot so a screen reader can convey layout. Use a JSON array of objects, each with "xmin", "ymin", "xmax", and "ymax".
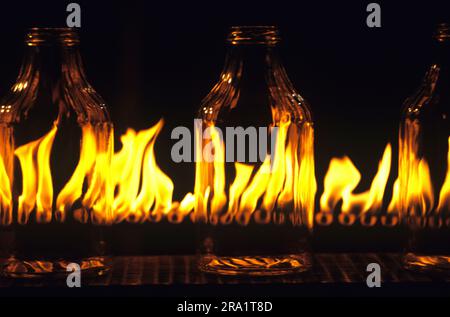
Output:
[
  {"xmin": 0, "ymin": 28, "xmax": 113, "ymax": 278},
  {"xmin": 194, "ymin": 26, "xmax": 316, "ymax": 276},
  {"xmin": 400, "ymin": 23, "xmax": 450, "ymax": 272}
]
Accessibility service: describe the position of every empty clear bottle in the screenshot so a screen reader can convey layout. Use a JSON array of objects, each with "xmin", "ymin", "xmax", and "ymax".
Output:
[
  {"xmin": 0, "ymin": 28, "xmax": 113, "ymax": 278},
  {"xmin": 399, "ymin": 23, "xmax": 450, "ymax": 272},
  {"xmin": 194, "ymin": 26, "xmax": 316, "ymax": 276}
]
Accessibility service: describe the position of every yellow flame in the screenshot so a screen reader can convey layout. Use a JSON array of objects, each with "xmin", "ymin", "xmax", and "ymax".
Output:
[
  {"xmin": 320, "ymin": 144, "xmax": 394, "ymax": 214},
  {"xmin": 83, "ymin": 126, "xmax": 114, "ymax": 224},
  {"xmin": 56, "ymin": 123, "xmax": 113, "ymax": 224},
  {"xmin": 437, "ymin": 136, "xmax": 450, "ymax": 212},
  {"xmin": 387, "ymin": 178, "xmax": 400, "ymax": 213},
  {"xmin": 112, "ymin": 124, "xmax": 161, "ymax": 221},
  {"xmin": 237, "ymin": 157, "xmax": 271, "ymax": 224},
  {"xmin": 15, "ymin": 123, "xmax": 57, "ymax": 224},
  {"xmin": 262, "ymin": 120, "xmax": 289, "ymax": 212},
  {"xmin": 297, "ymin": 123, "xmax": 317, "ymax": 228},
  {"xmin": 56, "ymin": 125, "xmax": 96, "ymax": 220},
  {"xmin": 209, "ymin": 126, "xmax": 227, "ymax": 216},
  {"xmin": 3, "ymin": 112, "xmax": 448, "ymax": 227},
  {"xmin": 399, "ymin": 119, "xmax": 435, "ymax": 217},
  {"xmin": 224, "ymin": 162, "xmax": 253, "ymax": 223},
  {"xmin": 140, "ymin": 130, "xmax": 174, "ymax": 217},
  {"xmin": 111, "ymin": 119, "xmax": 193, "ymax": 223},
  {"xmin": 0, "ymin": 155, "xmax": 12, "ymax": 225},
  {"xmin": 320, "ymin": 156, "xmax": 360, "ymax": 213},
  {"xmin": 319, "ymin": 120, "xmax": 449, "ymax": 222},
  {"xmin": 194, "ymin": 117, "xmax": 316, "ymax": 228}
]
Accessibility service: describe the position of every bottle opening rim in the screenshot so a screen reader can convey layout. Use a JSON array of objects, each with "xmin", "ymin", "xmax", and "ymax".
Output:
[
  {"xmin": 25, "ymin": 27, "xmax": 80, "ymax": 47},
  {"xmin": 227, "ymin": 26, "xmax": 281, "ymax": 45},
  {"xmin": 434, "ymin": 23, "xmax": 450, "ymax": 43}
]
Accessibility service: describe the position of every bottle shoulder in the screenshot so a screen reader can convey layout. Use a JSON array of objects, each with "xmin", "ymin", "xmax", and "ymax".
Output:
[
  {"xmin": 402, "ymin": 64, "xmax": 448, "ymax": 120},
  {"xmin": 0, "ymin": 74, "xmax": 111, "ymax": 125},
  {"xmin": 198, "ymin": 70, "xmax": 313, "ymax": 126}
]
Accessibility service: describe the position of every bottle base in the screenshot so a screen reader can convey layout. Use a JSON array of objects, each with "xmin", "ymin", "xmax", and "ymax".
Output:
[
  {"xmin": 0, "ymin": 256, "xmax": 111, "ymax": 279},
  {"xmin": 198, "ymin": 254, "xmax": 311, "ymax": 276},
  {"xmin": 403, "ymin": 253, "xmax": 450, "ymax": 273}
]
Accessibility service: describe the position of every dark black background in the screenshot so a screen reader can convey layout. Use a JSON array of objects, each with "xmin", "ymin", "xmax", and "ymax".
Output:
[{"xmin": 0, "ymin": 0, "xmax": 449, "ymax": 253}]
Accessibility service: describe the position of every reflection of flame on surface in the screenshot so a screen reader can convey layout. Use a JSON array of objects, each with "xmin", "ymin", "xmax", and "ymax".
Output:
[
  {"xmin": 204, "ymin": 255, "xmax": 303, "ymax": 273},
  {"xmin": 2, "ymin": 257, "xmax": 107, "ymax": 275},
  {"xmin": 193, "ymin": 116, "xmax": 316, "ymax": 228},
  {"xmin": 404, "ymin": 254, "xmax": 450, "ymax": 268}
]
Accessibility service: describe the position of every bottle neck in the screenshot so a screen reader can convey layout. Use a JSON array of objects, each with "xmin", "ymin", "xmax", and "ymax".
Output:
[
  {"xmin": 200, "ymin": 26, "xmax": 311, "ymax": 125},
  {"xmin": 5, "ymin": 28, "xmax": 110, "ymax": 125},
  {"xmin": 432, "ymin": 41, "xmax": 450, "ymax": 72},
  {"xmin": 432, "ymin": 24, "xmax": 450, "ymax": 80},
  {"xmin": 223, "ymin": 26, "xmax": 281, "ymax": 80},
  {"xmin": 226, "ymin": 26, "xmax": 280, "ymax": 79},
  {"xmin": 224, "ymin": 43, "xmax": 280, "ymax": 81},
  {"xmin": 213, "ymin": 44, "xmax": 281, "ymax": 124},
  {"xmin": 18, "ymin": 28, "xmax": 86, "ymax": 89},
  {"xmin": 20, "ymin": 45, "xmax": 85, "ymax": 87}
]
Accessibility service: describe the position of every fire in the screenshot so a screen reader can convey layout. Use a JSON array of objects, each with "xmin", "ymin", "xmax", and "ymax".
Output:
[
  {"xmin": 399, "ymin": 118, "xmax": 432, "ymax": 218},
  {"xmin": 56, "ymin": 123, "xmax": 114, "ymax": 224},
  {"xmin": 437, "ymin": 137, "xmax": 450, "ymax": 211},
  {"xmin": 193, "ymin": 116, "xmax": 317, "ymax": 228},
  {"xmin": 0, "ymin": 122, "xmax": 115, "ymax": 225},
  {"xmin": 111, "ymin": 119, "xmax": 193, "ymax": 223},
  {"xmin": 399, "ymin": 118, "xmax": 448, "ymax": 218},
  {"xmin": 320, "ymin": 144, "xmax": 395, "ymax": 215},
  {"xmin": 0, "ymin": 114, "xmax": 448, "ymax": 227},
  {"xmin": 317, "ymin": 143, "xmax": 401, "ymax": 226},
  {"xmin": 0, "ymin": 119, "xmax": 194, "ymax": 225},
  {"xmin": 15, "ymin": 122, "xmax": 57, "ymax": 224},
  {"xmin": 0, "ymin": 157, "xmax": 11, "ymax": 225},
  {"xmin": 317, "ymin": 121, "xmax": 450, "ymax": 226}
]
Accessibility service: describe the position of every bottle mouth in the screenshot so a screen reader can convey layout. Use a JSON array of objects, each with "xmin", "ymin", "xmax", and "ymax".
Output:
[
  {"xmin": 25, "ymin": 28, "xmax": 80, "ymax": 47},
  {"xmin": 226, "ymin": 26, "xmax": 280, "ymax": 45},
  {"xmin": 434, "ymin": 23, "xmax": 450, "ymax": 43}
]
